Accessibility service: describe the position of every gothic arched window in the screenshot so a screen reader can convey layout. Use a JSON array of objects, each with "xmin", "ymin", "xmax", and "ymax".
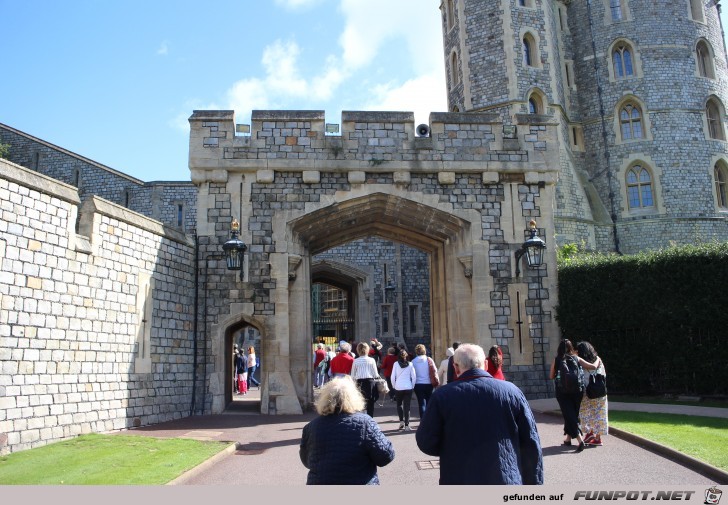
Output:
[
  {"xmin": 715, "ymin": 162, "xmax": 728, "ymax": 208},
  {"xmin": 620, "ymin": 103, "xmax": 644, "ymax": 140},
  {"xmin": 450, "ymin": 51, "xmax": 460, "ymax": 87},
  {"xmin": 523, "ymin": 34, "xmax": 536, "ymax": 67},
  {"xmin": 697, "ymin": 40, "xmax": 715, "ymax": 79},
  {"xmin": 528, "ymin": 96, "xmax": 541, "ymax": 114},
  {"xmin": 610, "ymin": 0, "xmax": 623, "ymax": 21},
  {"xmin": 626, "ymin": 165, "xmax": 654, "ymax": 209},
  {"xmin": 613, "ymin": 44, "xmax": 634, "ymax": 79},
  {"xmin": 707, "ymin": 98, "xmax": 725, "ymax": 140}
]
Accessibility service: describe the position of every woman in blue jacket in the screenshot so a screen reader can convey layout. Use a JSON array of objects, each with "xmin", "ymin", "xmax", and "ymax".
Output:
[{"xmin": 299, "ymin": 376, "xmax": 395, "ymax": 485}]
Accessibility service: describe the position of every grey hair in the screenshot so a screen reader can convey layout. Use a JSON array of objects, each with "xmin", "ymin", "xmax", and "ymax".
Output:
[
  {"xmin": 339, "ymin": 342, "xmax": 351, "ymax": 353},
  {"xmin": 453, "ymin": 344, "xmax": 486, "ymax": 372},
  {"xmin": 316, "ymin": 343, "xmax": 324, "ymax": 349},
  {"xmin": 315, "ymin": 376, "xmax": 365, "ymax": 416}
]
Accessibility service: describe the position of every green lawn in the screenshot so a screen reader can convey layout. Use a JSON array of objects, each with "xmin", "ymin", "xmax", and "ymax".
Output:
[
  {"xmin": 609, "ymin": 411, "xmax": 728, "ymax": 472},
  {"xmin": 0, "ymin": 434, "xmax": 230, "ymax": 485}
]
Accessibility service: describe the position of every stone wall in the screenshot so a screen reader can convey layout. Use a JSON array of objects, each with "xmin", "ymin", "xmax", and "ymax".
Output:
[
  {"xmin": 0, "ymin": 158, "xmax": 196, "ymax": 455},
  {"xmin": 0, "ymin": 122, "xmax": 197, "ymax": 235}
]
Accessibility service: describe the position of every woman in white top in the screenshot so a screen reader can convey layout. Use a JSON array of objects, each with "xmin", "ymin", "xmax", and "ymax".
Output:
[
  {"xmin": 411, "ymin": 344, "xmax": 436, "ymax": 419},
  {"xmin": 350, "ymin": 342, "xmax": 380, "ymax": 417},
  {"xmin": 390, "ymin": 349, "xmax": 416, "ymax": 431},
  {"xmin": 247, "ymin": 346, "xmax": 260, "ymax": 389}
]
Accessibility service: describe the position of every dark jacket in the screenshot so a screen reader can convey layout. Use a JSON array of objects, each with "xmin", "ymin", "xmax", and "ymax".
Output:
[
  {"xmin": 234, "ymin": 354, "xmax": 245, "ymax": 375},
  {"xmin": 300, "ymin": 412, "xmax": 395, "ymax": 485},
  {"xmin": 446, "ymin": 356, "xmax": 455, "ymax": 383},
  {"xmin": 415, "ymin": 368, "xmax": 543, "ymax": 485}
]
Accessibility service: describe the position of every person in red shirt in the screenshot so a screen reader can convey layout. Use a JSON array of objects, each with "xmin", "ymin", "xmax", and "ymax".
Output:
[
  {"xmin": 379, "ymin": 346, "xmax": 398, "ymax": 400},
  {"xmin": 486, "ymin": 345, "xmax": 505, "ymax": 380},
  {"xmin": 329, "ymin": 342, "xmax": 355, "ymax": 378}
]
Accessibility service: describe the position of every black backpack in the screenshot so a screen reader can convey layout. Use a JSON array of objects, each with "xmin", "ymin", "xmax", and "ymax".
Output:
[{"xmin": 556, "ymin": 355, "xmax": 584, "ymax": 394}]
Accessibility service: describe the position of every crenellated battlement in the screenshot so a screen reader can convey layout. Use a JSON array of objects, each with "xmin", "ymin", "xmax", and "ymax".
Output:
[{"xmin": 188, "ymin": 109, "xmax": 559, "ymax": 185}]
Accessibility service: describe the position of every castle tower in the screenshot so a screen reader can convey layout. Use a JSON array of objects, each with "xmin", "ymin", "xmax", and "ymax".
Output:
[{"xmin": 441, "ymin": 0, "xmax": 728, "ymax": 253}]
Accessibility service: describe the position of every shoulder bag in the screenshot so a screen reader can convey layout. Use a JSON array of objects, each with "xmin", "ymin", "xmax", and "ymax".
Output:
[
  {"xmin": 586, "ymin": 359, "xmax": 607, "ymax": 399},
  {"xmin": 427, "ymin": 357, "xmax": 440, "ymax": 387}
]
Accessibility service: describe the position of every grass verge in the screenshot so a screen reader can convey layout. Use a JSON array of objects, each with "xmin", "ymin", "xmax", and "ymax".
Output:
[
  {"xmin": 609, "ymin": 411, "xmax": 728, "ymax": 472},
  {"xmin": 0, "ymin": 434, "xmax": 230, "ymax": 485}
]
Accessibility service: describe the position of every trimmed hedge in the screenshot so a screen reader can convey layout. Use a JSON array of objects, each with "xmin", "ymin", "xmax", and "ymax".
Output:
[{"xmin": 556, "ymin": 243, "xmax": 728, "ymax": 396}]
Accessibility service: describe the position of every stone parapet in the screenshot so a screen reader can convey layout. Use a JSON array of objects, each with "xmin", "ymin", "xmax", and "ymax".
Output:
[{"xmin": 188, "ymin": 110, "xmax": 560, "ymax": 183}]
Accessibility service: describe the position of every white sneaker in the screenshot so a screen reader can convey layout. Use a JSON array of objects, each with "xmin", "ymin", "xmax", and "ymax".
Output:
[
  {"xmin": 398, "ymin": 421, "xmax": 405, "ymax": 430},
  {"xmin": 404, "ymin": 425, "xmax": 412, "ymax": 431}
]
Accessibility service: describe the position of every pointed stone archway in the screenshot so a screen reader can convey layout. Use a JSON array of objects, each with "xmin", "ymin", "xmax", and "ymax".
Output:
[{"xmin": 285, "ymin": 191, "xmax": 483, "ymax": 410}]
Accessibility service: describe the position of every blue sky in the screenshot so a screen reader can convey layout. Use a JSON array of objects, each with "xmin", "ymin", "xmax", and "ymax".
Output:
[
  {"xmin": 1, "ymin": 1, "xmax": 727, "ymax": 182},
  {"xmin": 0, "ymin": 0, "xmax": 446, "ymax": 181}
]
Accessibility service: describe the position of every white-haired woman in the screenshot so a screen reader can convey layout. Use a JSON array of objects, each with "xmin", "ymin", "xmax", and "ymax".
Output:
[
  {"xmin": 299, "ymin": 376, "xmax": 395, "ymax": 485},
  {"xmin": 350, "ymin": 342, "xmax": 380, "ymax": 417}
]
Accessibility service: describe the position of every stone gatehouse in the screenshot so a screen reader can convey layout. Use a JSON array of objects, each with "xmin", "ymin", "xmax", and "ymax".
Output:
[{"xmin": 189, "ymin": 109, "xmax": 560, "ymax": 415}]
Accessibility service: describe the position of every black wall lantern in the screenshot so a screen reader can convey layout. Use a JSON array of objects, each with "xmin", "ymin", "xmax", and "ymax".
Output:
[
  {"xmin": 514, "ymin": 219, "xmax": 546, "ymax": 277},
  {"xmin": 222, "ymin": 219, "xmax": 247, "ymax": 281}
]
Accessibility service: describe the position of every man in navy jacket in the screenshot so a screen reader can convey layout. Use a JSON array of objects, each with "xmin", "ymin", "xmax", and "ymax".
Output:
[{"xmin": 415, "ymin": 344, "xmax": 544, "ymax": 485}]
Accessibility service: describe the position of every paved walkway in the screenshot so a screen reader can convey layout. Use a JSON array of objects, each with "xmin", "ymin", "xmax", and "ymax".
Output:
[{"xmin": 116, "ymin": 393, "xmax": 727, "ymax": 486}]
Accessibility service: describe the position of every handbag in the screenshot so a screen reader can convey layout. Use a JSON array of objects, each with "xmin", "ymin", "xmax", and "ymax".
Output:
[
  {"xmin": 376, "ymin": 377, "xmax": 390, "ymax": 395},
  {"xmin": 427, "ymin": 357, "xmax": 440, "ymax": 387},
  {"xmin": 586, "ymin": 372, "xmax": 607, "ymax": 399}
]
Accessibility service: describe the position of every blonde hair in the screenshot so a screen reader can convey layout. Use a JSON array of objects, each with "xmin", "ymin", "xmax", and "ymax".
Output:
[
  {"xmin": 415, "ymin": 344, "xmax": 426, "ymax": 356},
  {"xmin": 356, "ymin": 342, "xmax": 369, "ymax": 357},
  {"xmin": 315, "ymin": 376, "xmax": 365, "ymax": 416},
  {"xmin": 248, "ymin": 346, "xmax": 255, "ymax": 354}
]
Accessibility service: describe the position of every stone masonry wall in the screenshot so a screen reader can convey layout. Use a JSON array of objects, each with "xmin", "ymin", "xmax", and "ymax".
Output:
[
  {"xmin": 0, "ymin": 158, "xmax": 196, "ymax": 455},
  {"xmin": 0, "ymin": 123, "xmax": 197, "ymax": 235}
]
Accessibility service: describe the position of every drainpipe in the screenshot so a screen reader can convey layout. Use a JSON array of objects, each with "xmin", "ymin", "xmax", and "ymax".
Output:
[{"xmin": 585, "ymin": 0, "xmax": 622, "ymax": 254}]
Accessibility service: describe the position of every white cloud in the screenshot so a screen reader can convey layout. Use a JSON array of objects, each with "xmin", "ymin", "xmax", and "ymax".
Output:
[
  {"xmin": 338, "ymin": 0, "xmax": 444, "ymax": 74},
  {"xmin": 226, "ymin": 39, "xmax": 352, "ymax": 117},
  {"xmin": 156, "ymin": 40, "xmax": 169, "ymax": 56},
  {"xmin": 273, "ymin": 0, "xmax": 322, "ymax": 8},
  {"xmin": 219, "ymin": 0, "xmax": 445, "ymax": 123},
  {"xmin": 261, "ymin": 41, "xmax": 309, "ymax": 96},
  {"xmin": 365, "ymin": 72, "xmax": 447, "ymax": 126}
]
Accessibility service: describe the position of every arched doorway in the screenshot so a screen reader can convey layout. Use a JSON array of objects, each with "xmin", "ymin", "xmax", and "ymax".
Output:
[{"xmin": 223, "ymin": 320, "xmax": 263, "ymax": 411}]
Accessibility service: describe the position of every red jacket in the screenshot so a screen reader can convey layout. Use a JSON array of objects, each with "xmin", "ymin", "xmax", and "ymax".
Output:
[
  {"xmin": 380, "ymin": 354, "xmax": 397, "ymax": 378},
  {"xmin": 314, "ymin": 348, "xmax": 326, "ymax": 367},
  {"xmin": 486, "ymin": 360, "xmax": 505, "ymax": 380},
  {"xmin": 329, "ymin": 352, "xmax": 354, "ymax": 375}
]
